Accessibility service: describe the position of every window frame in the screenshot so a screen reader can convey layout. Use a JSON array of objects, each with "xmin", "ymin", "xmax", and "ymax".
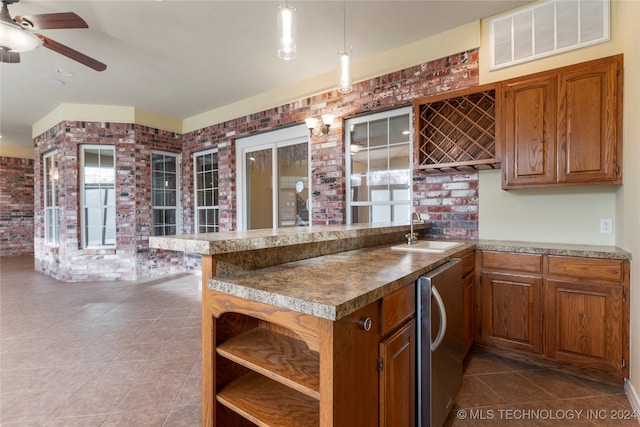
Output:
[
  {"xmin": 193, "ymin": 148, "xmax": 219, "ymax": 234},
  {"xmin": 43, "ymin": 150, "xmax": 60, "ymax": 246},
  {"xmin": 80, "ymin": 145, "xmax": 117, "ymax": 249},
  {"xmin": 345, "ymin": 106, "xmax": 413, "ymax": 225},
  {"xmin": 151, "ymin": 150, "xmax": 181, "ymax": 236}
]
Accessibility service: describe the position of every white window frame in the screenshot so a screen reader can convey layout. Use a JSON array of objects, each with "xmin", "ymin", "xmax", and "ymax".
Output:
[
  {"xmin": 235, "ymin": 124, "xmax": 310, "ymax": 231},
  {"xmin": 80, "ymin": 145, "xmax": 116, "ymax": 249},
  {"xmin": 345, "ymin": 106, "xmax": 413, "ymax": 225},
  {"xmin": 43, "ymin": 150, "xmax": 59, "ymax": 246},
  {"xmin": 193, "ymin": 148, "xmax": 219, "ymax": 234},
  {"xmin": 151, "ymin": 150, "xmax": 181, "ymax": 236}
]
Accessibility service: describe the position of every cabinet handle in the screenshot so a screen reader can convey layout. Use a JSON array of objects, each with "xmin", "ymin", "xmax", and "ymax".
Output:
[{"xmin": 359, "ymin": 317, "xmax": 372, "ymax": 331}]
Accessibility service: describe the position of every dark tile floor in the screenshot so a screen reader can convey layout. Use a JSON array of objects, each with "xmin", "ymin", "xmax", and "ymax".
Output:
[
  {"xmin": 446, "ymin": 349, "xmax": 638, "ymax": 426},
  {"xmin": 2, "ymin": 256, "xmax": 637, "ymax": 426}
]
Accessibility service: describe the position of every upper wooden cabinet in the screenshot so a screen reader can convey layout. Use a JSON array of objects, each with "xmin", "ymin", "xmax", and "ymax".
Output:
[{"xmin": 502, "ymin": 54, "xmax": 623, "ymax": 189}]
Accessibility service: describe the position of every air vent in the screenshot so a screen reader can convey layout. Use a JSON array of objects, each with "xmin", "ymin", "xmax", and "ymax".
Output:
[{"xmin": 490, "ymin": 0, "xmax": 610, "ymax": 70}]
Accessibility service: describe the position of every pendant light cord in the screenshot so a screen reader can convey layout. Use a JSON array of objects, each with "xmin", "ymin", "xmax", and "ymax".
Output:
[{"xmin": 343, "ymin": 0, "xmax": 347, "ymax": 52}]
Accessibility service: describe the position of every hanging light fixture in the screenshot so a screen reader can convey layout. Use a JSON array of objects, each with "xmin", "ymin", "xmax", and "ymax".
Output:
[
  {"xmin": 277, "ymin": 1, "xmax": 297, "ymax": 61},
  {"xmin": 337, "ymin": 0, "xmax": 352, "ymax": 93}
]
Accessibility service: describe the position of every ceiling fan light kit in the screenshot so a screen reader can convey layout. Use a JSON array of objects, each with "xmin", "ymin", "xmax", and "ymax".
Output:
[
  {"xmin": 0, "ymin": 19, "xmax": 41, "ymax": 52},
  {"xmin": 0, "ymin": 0, "xmax": 106, "ymax": 71}
]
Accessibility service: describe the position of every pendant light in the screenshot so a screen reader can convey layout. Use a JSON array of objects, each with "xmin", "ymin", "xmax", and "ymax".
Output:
[
  {"xmin": 337, "ymin": 0, "xmax": 352, "ymax": 93},
  {"xmin": 277, "ymin": 1, "xmax": 297, "ymax": 60}
]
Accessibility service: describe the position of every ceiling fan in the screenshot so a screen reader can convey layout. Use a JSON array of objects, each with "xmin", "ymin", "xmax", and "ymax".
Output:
[{"xmin": 0, "ymin": 0, "xmax": 106, "ymax": 71}]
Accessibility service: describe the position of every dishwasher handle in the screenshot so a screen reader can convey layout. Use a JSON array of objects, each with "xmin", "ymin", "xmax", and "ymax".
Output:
[{"xmin": 431, "ymin": 284, "xmax": 447, "ymax": 352}]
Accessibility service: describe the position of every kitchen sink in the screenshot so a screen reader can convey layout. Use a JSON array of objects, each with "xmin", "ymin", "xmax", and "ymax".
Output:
[{"xmin": 390, "ymin": 240, "xmax": 465, "ymax": 253}]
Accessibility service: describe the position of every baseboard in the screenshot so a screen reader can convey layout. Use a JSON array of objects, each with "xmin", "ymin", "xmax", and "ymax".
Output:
[{"xmin": 624, "ymin": 378, "xmax": 640, "ymax": 421}]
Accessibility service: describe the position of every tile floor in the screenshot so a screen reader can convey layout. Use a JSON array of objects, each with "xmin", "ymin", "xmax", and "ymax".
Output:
[
  {"xmin": 2, "ymin": 256, "xmax": 638, "ymax": 426},
  {"xmin": 447, "ymin": 349, "xmax": 638, "ymax": 426},
  {"xmin": 1, "ymin": 256, "xmax": 202, "ymax": 426}
]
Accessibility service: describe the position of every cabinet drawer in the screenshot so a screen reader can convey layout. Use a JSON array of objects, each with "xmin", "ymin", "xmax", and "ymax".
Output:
[
  {"xmin": 482, "ymin": 251, "xmax": 542, "ymax": 273},
  {"xmin": 380, "ymin": 284, "xmax": 415, "ymax": 337},
  {"xmin": 547, "ymin": 256, "xmax": 624, "ymax": 282},
  {"xmin": 460, "ymin": 252, "xmax": 474, "ymax": 277}
]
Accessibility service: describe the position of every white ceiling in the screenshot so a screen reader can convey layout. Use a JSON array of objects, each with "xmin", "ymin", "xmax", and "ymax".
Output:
[{"xmin": 0, "ymin": 0, "xmax": 531, "ymax": 150}]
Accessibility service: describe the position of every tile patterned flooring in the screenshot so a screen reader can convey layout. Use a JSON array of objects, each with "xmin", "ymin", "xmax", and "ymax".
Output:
[
  {"xmin": 1, "ymin": 256, "xmax": 202, "ymax": 426},
  {"xmin": 2, "ymin": 256, "xmax": 638, "ymax": 426},
  {"xmin": 447, "ymin": 349, "xmax": 638, "ymax": 426}
]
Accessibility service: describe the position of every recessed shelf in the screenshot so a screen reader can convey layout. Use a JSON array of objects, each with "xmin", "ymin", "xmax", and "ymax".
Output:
[
  {"xmin": 217, "ymin": 327, "xmax": 320, "ymax": 399},
  {"xmin": 217, "ymin": 371, "xmax": 320, "ymax": 427}
]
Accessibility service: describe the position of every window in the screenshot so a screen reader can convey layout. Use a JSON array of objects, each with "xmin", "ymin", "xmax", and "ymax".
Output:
[
  {"xmin": 194, "ymin": 149, "xmax": 219, "ymax": 233},
  {"xmin": 81, "ymin": 146, "xmax": 116, "ymax": 248},
  {"xmin": 43, "ymin": 151, "xmax": 59, "ymax": 246},
  {"xmin": 236, "ymin": 125, "xmax": 309, "ymax": 230},
  {"xmin": 151, "ymin": 152, "xmax": 180, "ymax": 236},
  {"xmin": 346, "ymin": 107, "xmax": 412, "ymax": 225}
]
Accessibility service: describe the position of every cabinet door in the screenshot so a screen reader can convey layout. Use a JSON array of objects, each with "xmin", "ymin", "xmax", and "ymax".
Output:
[
  {"xmin": 546, "ymin": 279, "xmax": 625, "ymax": 377},
  {"xmin": 480, "ymin": 272, "xmax": 543, "ymax": 354},
  {"xmin": 462, "ymin": 273, "xmax": 474, "ymax": 357},
  {"xmin": 557, "ymin": 57, "xmax": 621, "ymax": 184},
  {"xmin": 502, "ymin": 75, "xmax": 557, "ymax": 188},
  {"xmin": 379, "ymin": 319, "xmax": 415, "ymax": 427}
]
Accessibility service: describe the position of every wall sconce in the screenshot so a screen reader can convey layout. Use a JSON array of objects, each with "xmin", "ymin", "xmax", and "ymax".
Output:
[{"xmin": 305, "ymin": 114, "xmax": 335, "ymax": 136}]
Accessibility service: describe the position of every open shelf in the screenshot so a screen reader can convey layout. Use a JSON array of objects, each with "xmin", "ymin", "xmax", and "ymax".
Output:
[
  {"xmin": 217, "ymin": 371, "xmax": 320, "ymax": 427},
  {"xmin": 217, "ymin": 326, "xmax": 320, "ymax": 399}
]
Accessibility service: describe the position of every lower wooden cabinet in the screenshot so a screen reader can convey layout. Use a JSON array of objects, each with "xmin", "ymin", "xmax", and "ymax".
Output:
[
  {"xmin": 546, "ymin": 279, "xmax": 625, "ymax": 376},
  {"xmin": 480, "ymin": 271, "xmax": 543, "ymax": 354},
  {"xmin": 204, "ymin": 283, "xmax": 417, "ymax": 427},
  {"xmin": 477, "ymin": 251, "xmax": 630, "ymax": 383},
  {"xmin": 379, "ymin": 319, "xmax": 416, "ymax": 427}
]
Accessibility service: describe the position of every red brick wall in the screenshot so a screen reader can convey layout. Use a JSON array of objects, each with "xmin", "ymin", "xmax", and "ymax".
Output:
[
  {"xmin": 183, "ymin": 49, "xmax": 480, "ymax": 234},
  {"xmin": 33, "ymin": 122, "xmax": 185, "ymax": 281},
  {"xmin": 31, "ymin": 48, "xmax": 480, "ymax": 280},
  {"xmin": 0, "ymin": 156, "xmax": 34, "ymax": 256}
]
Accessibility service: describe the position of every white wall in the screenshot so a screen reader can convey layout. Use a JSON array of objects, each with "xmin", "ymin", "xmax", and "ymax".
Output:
[{"xmin": 479, "ymin": 170, "xmax": 618, "ymax": 245}]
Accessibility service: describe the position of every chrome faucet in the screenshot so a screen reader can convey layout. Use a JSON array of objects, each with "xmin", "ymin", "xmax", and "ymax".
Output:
[{"xmin": 406, "ymin": 211, "xmax": 419, "ymax": 244}]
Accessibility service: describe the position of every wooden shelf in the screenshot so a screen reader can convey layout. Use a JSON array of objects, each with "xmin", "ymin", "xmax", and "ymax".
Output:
[
  {"xmin": 217, "ymin": 371, "xmax": 319, "ymax": 427},
  {"xmin": 217, "ymin": 327, "xmax": 320, "ymax": 399},
  {"xmin": 414, "ymin": 84, "xmax": 500, "ymax": 172}
]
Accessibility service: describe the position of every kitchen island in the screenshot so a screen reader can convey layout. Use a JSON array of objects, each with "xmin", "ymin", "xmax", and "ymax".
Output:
[{"xmin": 149, "ymin": 226, "xmax": 631, "ymax": 426}]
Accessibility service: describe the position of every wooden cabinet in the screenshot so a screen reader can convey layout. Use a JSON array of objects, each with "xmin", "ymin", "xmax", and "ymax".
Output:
[
  {"xmin": 378, "ymin": 284, "xmax": 416, "ymax": 427},
  {"xmin": 479, "ymin": 251, "xmax": 544, "ymax": 355},
  {"xmin": 460, "ymin": 251, "xmax": 475, "ymax": 356},
  {"xmin": 379, "ymin": 319, "xmax": 415, "ymax": 427},
  {"xmin": 502, "ymin": 54, "xmax": 623, "ymax": 189},
  {"xmin": 204, "ymin": 283, "xmax": 416, "ymax": 427},
  {"xmin": 545, "ymin": 256, "xmax": 629, "ymax": 379},
  {"xmin": 477, "ymin": 250, "xmax": 630, "ymax": 383}
]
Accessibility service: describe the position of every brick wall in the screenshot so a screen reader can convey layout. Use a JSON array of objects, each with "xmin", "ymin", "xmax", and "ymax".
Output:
[
  {"xmin": 0, "ymin": 156, "xmax": 34, "ymax": 256},
  {"xmin": 33, "ymin": 122, "xmax": 185, "ymax": 281},
  {"xmin": 184, "ymin": 49, "xmax": 480, "ymax": 234},
  {"xmin": 31, "ymin": 48, "xmax": 481, "ymax": 281}
]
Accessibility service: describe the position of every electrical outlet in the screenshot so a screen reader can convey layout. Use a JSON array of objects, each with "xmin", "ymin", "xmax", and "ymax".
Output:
[{"xmin": 600, "ymin": 218, "xmax": 613, "ymax": 234}]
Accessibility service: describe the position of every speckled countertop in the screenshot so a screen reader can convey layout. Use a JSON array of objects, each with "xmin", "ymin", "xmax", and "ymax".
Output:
[
  {"xmin": 209, "ymin": 242, "xmax": 475, "ymax": 321},
  {"xmin": 207, "ymin": 238, "xmax": 631, "ymax": 321},
  {"xmin": 149, "ymin": 222, "xmax": 430, "ymax": 255}
]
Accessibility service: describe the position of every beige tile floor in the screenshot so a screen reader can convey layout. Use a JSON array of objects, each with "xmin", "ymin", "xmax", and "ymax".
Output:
[
  {"xmin": 446, "ymin": 349, "xmax": 638, "ymax": 426},
  {"xmin": 1, "ymin": 256, "xmax": 202, "ymax": 426},
  {"xmin": 2, "ymin": 256, "xmax": 638, "ymax": 426}
]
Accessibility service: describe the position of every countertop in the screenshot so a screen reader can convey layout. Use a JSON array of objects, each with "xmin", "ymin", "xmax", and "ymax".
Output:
[
  {"xmin": 207, "ymin": 238, "xmax": 631, "ymax": 321},
  {"xmin": 209, "ymin": 241, "xmax": 475, "ymax": 321},
  {"xmin": 148, "ymin": 222, "xmax": 431, "ymax": 255}
]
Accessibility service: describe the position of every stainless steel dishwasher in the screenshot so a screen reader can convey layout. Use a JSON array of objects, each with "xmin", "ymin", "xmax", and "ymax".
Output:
[{"xmin": 416, "ymin": 259, "xmax": 463, "ymax": 427}]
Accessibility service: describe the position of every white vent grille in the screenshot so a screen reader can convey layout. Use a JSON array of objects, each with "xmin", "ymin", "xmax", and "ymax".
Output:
[{"xmin": 490, "ymin": 0, "xmax": 610, "ymax": 70}]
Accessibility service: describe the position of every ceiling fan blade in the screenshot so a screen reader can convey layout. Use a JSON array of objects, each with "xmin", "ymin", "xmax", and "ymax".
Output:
[
  {"xmin": 0, "ymin": 48, "xmax": 20, "ymax": 64},
  {"xmin": 36, "ymin": 34, "xmax": 106, "ymax": 72},
  {"xmin": 15, "ymin": 12, "xmax": 88, "ymax": 29}
]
